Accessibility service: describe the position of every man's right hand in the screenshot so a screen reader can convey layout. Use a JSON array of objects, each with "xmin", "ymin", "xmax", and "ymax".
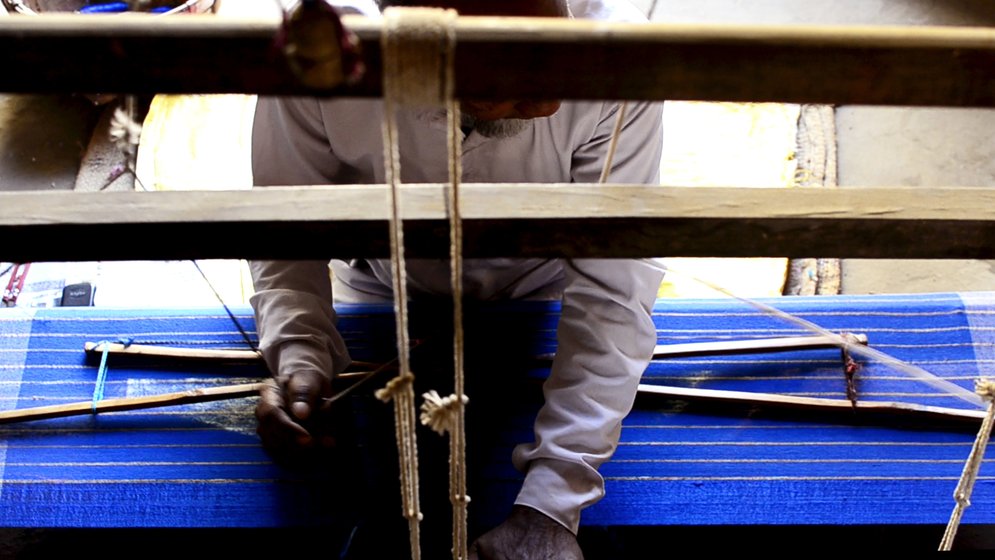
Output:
[
  {"xmin": 469, "ymin": 505, "xmax": 584, "ymax": 560},
  {"xmin": 255, "ymin": 370, "xmax": 336, "ymax": 462}
]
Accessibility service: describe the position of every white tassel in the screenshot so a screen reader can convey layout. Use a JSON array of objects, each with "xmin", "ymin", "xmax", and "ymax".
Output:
[
  {"xmin": 109, "ymin": 104, "xmax": 143, "ymax": 155},
  {"xmin": 420, "ymin": 390, "xmax": 467, "ymax": 436}
]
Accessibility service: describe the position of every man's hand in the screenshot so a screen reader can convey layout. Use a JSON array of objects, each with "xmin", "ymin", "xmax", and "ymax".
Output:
[
  {"xmin": 469, "ymin": 505, "xmax": 583, "ymax": 560},
  {"xmin": 255, "ymin": 370, "xmax": 336, "ymax": 462}
]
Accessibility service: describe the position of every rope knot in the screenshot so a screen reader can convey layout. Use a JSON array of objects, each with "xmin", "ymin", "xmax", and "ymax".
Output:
[
  {"xmin": 975, "ymin": 378, "xmax": 995, "ymax": 400},
  {"xmin": 420, "ymin": 390, "xmax": 468, "ymax": 435},
  {"xmin": 382, "ymin": 6, "xmax": 458, "ymax": 108},
  {"xmin": 375, "ymin": 372, "xmax": 415, "ymax": 403}
]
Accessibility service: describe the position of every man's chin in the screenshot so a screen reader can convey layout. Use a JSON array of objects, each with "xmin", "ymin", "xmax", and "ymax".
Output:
[{"xmin": 472, "ymin": 118, "xmax": 531, "ymax": 139}]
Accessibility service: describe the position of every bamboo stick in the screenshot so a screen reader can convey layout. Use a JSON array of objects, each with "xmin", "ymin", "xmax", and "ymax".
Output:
[
  {"xmin": 651, "ymin": 334, "xmax": 868, "ymax": 358},
  {"xmin": 82, "ymin": 341, "xmax": 380, "ymax": 371},
  {"xmin": 535, "ymin": 334, "xmax": 868, "ymax": 362},
  {"xmin": 84, "ymin": 341, "xmax": 262, "ymax": 362},
  {"xmin": 0, "ymin": 370, "xmax": 377, "ymax": 424},
  {"xmin": 0, "ymin": 383, "xmax": 264, "ymax": 424},
  {"xmin": 637, "ymin": 384, "xmax": 990, "ymax": 426}
]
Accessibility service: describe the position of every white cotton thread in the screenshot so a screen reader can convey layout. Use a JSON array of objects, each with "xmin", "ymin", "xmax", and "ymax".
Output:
[
  {"xmin": 939, "ymin": 379, "xmax": 995, "ymax": 551},
  {"xmin": 381, "ymin": 7, "xmax": 468, "ymax": 559}
]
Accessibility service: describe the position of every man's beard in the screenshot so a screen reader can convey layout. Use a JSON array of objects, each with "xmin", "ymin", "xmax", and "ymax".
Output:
[{"xmin": 461, "ymin": 113, "xmax": 531, "ymax": 139}]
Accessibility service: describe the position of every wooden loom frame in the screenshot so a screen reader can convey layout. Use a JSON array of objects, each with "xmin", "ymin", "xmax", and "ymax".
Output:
[
  {"xmin": 0, "ymin": 11, "xmax": 994, "ymax": 552},
  {"xmin": 0, "ymin": 13, "xmax": 994, "ymax": 257}
]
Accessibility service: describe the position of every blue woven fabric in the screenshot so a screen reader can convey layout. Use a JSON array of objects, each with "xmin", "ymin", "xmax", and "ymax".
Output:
[{"xmin": 0, "ymin": 293, "xmax": 991, "ymax": 529}]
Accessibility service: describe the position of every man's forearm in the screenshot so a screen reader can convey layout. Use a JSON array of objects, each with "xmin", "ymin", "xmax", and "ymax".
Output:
[
  {"xmin": 248, "ymin": 259, "xmax": 351, "ymax": 379},
  {"xmin": 511, "ymin": 258, "xmax": 664, "ymax": 532}
]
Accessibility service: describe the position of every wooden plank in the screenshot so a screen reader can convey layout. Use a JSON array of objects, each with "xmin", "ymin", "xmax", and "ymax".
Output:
[
  {"xmin": 5, "ymin": 185, "xmax": 995, "ymax": 260},
  {"xmin": 1, "ymin": 14, "xmax": 995, "ymax": 106}
]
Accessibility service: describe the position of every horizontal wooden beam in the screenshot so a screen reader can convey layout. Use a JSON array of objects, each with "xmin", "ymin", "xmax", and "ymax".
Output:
[
  {"xmin": 2, "ymin": 14, "xmax": 995, "ymax": 105},
  {"xmin": 4, "ymin": 185, "xmax": 995, "ymax": 260}
]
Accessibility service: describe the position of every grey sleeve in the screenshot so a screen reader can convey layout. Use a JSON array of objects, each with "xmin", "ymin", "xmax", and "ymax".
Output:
[
  {"xmin": 512, "ymin": 100, "xmax": 665, "ymax": 532},
  {"xmin": 248, "ymin": 97, "xmax": 351, "ymax": 380}
]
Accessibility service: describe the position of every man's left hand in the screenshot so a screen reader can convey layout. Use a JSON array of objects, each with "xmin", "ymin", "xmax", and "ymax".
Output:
[{"xmin": 255, "ymin": 372, "xmax": 336, "ymax": 464}]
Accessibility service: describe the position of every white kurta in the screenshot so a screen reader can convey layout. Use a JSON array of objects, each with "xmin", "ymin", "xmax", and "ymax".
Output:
[{"xmin": 249, "ymin": 0, "xmax": 665, "ymax": 533}]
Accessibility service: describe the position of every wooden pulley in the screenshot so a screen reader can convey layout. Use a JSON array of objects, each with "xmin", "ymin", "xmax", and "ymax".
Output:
[{"xmin": 280, "ymin": 0, "xmax": 365, "ymax": 91}]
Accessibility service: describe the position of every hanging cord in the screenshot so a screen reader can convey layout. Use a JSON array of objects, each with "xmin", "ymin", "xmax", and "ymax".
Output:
[
  {"xmin": 375, "ymin": 372, "xmax": 422, "ymax": 552},
  {"xmin": 89, "ymin": 337, "xmax": 134, "ymax": 413},
  {"xmin": 647, "ymin": 0, "xmax": 660, "ymax": 19},
  {"xmin": 378, "ymin": 6, "xmax": 463, "ymax": 558},
  {"xmin": 436, "ymin": 11, "xmax": 471, "ymax": 559},
  {"xmin": 380, "ymin": 17, "xmax": 422, "ymax": 560},
  {"xmin": 384, "ymin": 11, "xmax": 633, "ymax": 560},
  {"xmin": 189, "ymin": 260, "xmax": 258, "ymax": 352},
  {"xmin": 939, "ymin": 379, "xmax": 995, "ymax": 551},
  {"xmin": 421, "ymin": 388, "xmax": 470, "ymax": 555},
  {"xmin": 599, "ymin": 101, "xmax": 629, "ymax": 183},
  {"xmin": 128, "ymin": 173, "xmax": 257, "ymax": 353},
  {"xmin": 421, "ymin": 101, "xmax": 471, "ymax": 546}
]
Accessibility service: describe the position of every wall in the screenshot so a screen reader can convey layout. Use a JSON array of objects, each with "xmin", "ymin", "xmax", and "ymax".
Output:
[{"xmin": 633, "ymin": 0, "xmax": 995, "ymax": 294}]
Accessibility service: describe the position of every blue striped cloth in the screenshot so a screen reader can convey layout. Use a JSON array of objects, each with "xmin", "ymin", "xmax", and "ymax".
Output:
[{"xmin": 0, "ymin": 292, "xmax": 992, "ymax": 529}]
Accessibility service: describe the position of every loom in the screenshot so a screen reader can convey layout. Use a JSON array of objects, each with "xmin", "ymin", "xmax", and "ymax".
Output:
[
  {"xmin": 0, "ymin": 294, "xmax": 993, "ymax": 552},
  {"xmin": 0, "ymin": 4, "xmax": 994, "ymax": 555}
]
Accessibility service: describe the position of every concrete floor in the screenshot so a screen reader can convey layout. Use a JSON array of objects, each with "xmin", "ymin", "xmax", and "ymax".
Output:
[{"xmin": 3, "ymin": 1, "xmax": 995, "ymax": 296}]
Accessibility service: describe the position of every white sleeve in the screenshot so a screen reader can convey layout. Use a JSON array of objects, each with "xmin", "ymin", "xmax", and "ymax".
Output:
[
  {"xmin": 512, "ymin": 99, "xmax": 665, "ymax": 533},
  {"xmin": 279, "ymin": 0, "xmax": 380, "ymax": 16},
  {"xmin": 249, "ymin": 96, "xmax": 351, "ymax": 380}
]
